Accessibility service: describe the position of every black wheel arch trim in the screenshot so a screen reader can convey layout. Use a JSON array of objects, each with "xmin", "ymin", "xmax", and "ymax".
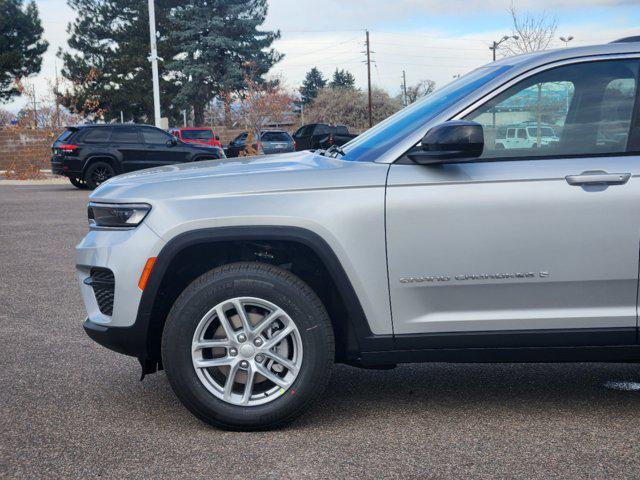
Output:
[
  {"xmin": 82, "ymin": 155, "xmax": 120, "ymax": 176},
  {"xmin": 135, "ymin": 226, "xmax": 385, "ymax": 363}
]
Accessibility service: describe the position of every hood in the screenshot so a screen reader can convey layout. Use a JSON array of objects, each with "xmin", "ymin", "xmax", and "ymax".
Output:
[{"xmin": 90, "ymin": 150, "xmax": 387, "ymax": 203}]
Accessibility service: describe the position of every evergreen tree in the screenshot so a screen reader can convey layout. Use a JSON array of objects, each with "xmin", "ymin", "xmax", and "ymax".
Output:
[
  {"xmin": 300, "ymin": 67, "xmax": 326, "ymax": 104},
  {"xmin": 0, "ymin": 0, "xmax": 48, "ymax": 102},
  {"xmin": 59, "ymin": 0, "xmax": 180, "ymax": 123},
  {"xmin": 329, "ymin": 69, "xmax": 355, "ymax": 89},
  {"xmin": 169, "ymin": 0, "xmax": 282, "ymax": 125}
]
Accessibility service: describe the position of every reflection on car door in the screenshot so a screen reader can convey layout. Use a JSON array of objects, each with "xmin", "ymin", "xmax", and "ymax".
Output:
[{"xmin": 386, "ymin": 58, "xmax": 640, "ymax": 348}]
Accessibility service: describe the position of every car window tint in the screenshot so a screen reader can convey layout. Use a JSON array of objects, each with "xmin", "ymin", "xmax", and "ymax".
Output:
[
  {"xmin": 182, "ymin": 129, "xmax": 214, "ymax": 140},
  {"xmin": 141, "ymin": 127, "xmax": 171, "ymax": 144},
  {"xmin": 464, "ymin": 59, "xmax": 639, "ymax": 159},
  {"xmin": 110, "ymin": 128, "xmax": 139, "ymax": 143},
  {"xmin": 335, "ymin": 125, "xmax": 349, "ymax": 135},
  {"xmin": 82, "ymin": 128, "xmax": 111, "ymax": 143},
  {"xmin": 56, "ymin": 129, "xmax": 75, "ymax": 142},
  {"xmin": 261, "ymin": 132, "xmax": 291, "ymax": 142}
]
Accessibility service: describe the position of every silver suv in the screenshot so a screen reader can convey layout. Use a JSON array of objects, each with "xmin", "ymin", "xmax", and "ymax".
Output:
[{"xmin": 78, "ymin": 39, "xmax": 640, "ymax": 430}]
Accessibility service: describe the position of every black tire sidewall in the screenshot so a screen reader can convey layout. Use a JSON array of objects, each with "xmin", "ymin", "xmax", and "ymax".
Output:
[
  {"xmin": 162, "ymin": 264, "xmax": 334, "ymax": 430},
  {"xmin": 84, "ymin": 161, "xmax": 116, "ymax": 189}
]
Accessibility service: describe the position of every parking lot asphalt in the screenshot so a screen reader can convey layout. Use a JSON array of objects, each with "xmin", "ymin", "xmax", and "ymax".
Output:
[{"xmin": 3, "ymin": 183, "xmax": 640, "ymax": 479}]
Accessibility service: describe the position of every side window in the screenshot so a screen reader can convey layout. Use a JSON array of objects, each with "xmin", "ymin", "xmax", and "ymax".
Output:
[
  {"xmin": 141, "ymin": 127, "xmax": 171, "ymax": 144},
  {"xmin": 110, "ymin": 128, "xmax": 140, "ymax": 143},
  {"xmin": 82, "ymin": 128, "xmax": 111, "ymax": 143},
  {"xmin": 464, "ymin": 59, "xmax": 639, "ymax": 159}
]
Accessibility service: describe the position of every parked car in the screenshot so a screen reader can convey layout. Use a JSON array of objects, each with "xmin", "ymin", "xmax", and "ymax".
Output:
[
  {"xmin": 78, "ymin": 39, "xmax": 640, "ymax": 430},
  {"xmin": 226, "ymin": 130, "xmax": 294, "ymax": 157},
  {"xmin": 495, "ymin": 124, "xmax": 560, "ymax": 149},
  {"xmin": 292, "ymin": 123, "xmax": 357, "ymax": 151},
  {"xmin": 51, "ymin": 124, "xmax": 225, "ymax": 189},
  {"xmin": 169, "ymin": 127, "xmax": 222, "ymax": 148}
]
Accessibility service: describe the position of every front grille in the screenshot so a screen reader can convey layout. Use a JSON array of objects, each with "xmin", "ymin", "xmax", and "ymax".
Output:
[{"xmin": 87, "ymin": 268, "xmax": 115, "ymax": 316}]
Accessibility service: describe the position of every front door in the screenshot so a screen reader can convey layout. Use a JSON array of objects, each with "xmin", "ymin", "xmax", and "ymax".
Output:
[
  {"xmin": 140, "ymin": 126, "xmax": 189, "ymax": 167},
  {"xmin": 386, "ymin": 58, "xmax": 640, "ymax": 346}
]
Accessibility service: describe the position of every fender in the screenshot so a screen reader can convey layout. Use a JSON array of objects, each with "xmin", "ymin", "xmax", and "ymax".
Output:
[
  {"xmin": 133, "ymin": 226, "xmax": 390, "ymax": 367},
  {"xmin": 83, "ymin": 154, "xmax": 121, "ymax": 175}
]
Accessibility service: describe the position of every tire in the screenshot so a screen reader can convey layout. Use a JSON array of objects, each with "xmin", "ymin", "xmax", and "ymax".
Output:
[
  {"xmin": 68, "ymin": 176, "xmax": 89, "ymax": 189},
  {"xmin": 162, "ymin": 262, "xmax": 335, "ymax": 430},
  {"xmin": 84, "ymin": 161, "xmax": 116, "ymax": 189}
]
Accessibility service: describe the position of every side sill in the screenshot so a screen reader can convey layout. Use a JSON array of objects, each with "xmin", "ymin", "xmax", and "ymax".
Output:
[{"xmin": 359, "ymin": 345, "xmax": 640, "ymax": 366}]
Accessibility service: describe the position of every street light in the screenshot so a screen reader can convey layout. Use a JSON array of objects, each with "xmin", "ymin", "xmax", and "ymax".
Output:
[
  {"xmin": 489, "ymin": 35, "xmax": 519, "ymax": 62},
  {"xmin": 559, "ymin": 36, "xmax": 574, "ymax": 47},
  {"xmin": 147, "ymin": 0, "xmax": 162, "ymax": 128}
]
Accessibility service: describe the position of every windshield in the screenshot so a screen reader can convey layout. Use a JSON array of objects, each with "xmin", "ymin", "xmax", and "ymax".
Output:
[
  {"xmin": 182, "ymin": 129, "xmax": 214, "ymax": 140},
  {"xmin": 262, "ymin": 132, "xmax": 291, "ymax": 142},
  {"xmin": 341, "ymin": 65, "xmax": 511, "ymax": 162}
]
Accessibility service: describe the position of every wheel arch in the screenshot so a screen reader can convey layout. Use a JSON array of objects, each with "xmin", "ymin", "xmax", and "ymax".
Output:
[
  {"xmin": 82, "ymin": 155, "xmax": 120, "ymax": 176},
  {"xmin": 137, "ymin": 226, "xmax": 380, "ymax": 369}
]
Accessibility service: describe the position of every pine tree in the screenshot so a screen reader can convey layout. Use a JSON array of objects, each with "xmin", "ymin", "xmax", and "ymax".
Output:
[
  {"xmin": 300, "ymin": 67, "xmax": 326, "ymax": 104},
  {"xmin": 59, "ymin": 0, "xmax": 180, "ymax": 123},
  {"xmin": 169, "ymin": 0, "xmax": 282, "ymax": 125},
  {"xmin": 0, "ymin": 0, "xmax": 48, "ymax": 102},
  {"xmin": 329, "ymin": 69, "xmax": 355, "ymax": 89}
]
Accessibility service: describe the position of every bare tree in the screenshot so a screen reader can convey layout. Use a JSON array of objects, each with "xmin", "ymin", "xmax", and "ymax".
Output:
[
  {"xmin": 500, "ymin": 2, "xmax": 557, "ymax": 56},
  {"xmin": 234, "ymin": 68, "xmax": 295, "ymax": 154},
  {"xmin": 405, "ymin": 80, "xmax": 436, "ymax": 104}
]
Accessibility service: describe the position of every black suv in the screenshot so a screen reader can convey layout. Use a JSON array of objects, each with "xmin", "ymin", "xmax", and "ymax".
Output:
[{"xmin": 51, "ymin": 124, "xmax": 225, "ymax": 189}]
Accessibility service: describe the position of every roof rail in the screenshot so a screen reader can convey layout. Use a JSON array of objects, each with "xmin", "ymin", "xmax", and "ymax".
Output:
[{"xmin": 610, "ymin": 36, "xmax": 640, "ymax": 43}]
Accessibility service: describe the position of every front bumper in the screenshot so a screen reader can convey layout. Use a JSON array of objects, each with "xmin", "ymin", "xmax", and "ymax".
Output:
[{"xmin": 77, "ymin": 222, "xmax": 165, "ymax": 356}]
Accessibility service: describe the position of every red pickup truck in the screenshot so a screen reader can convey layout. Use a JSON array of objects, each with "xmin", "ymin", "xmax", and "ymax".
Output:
[{"xmin": 169, "ymin": 127, "xmax": 222, "ymax": 148}]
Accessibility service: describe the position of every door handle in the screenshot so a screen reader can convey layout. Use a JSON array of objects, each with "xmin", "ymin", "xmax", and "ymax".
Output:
[{"xmin": 565, "ymin": 171, "xmax": 631, "ymax": 186}]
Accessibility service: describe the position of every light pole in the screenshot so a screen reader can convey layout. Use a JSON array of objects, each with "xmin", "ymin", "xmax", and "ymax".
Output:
[
  {"xmin": 559, "ymin": 35, "xmax": 574, "ymax": 47},
  {"xmin": 147, "ymin": 0, "xmax": 162, "ymax": 128},
  {"xmin": 489, "ymin": 36, "xmax": 518, "ymax": 127},
  {"xmin": 489, "ymin": 35, "xmax": 519, "ymax": 62}
]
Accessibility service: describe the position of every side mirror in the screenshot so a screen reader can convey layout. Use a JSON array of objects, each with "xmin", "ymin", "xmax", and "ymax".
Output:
[
  {"xmin": 408, "ymin": 120, "xmax": 484, "ymax": 165},
  {"xmin": 215, "ymin": 134, "xmax": 220, "ymax": 141},
  {"xmin": 166, "ymin": 137, "xmax": 178, "ymax": 147}
]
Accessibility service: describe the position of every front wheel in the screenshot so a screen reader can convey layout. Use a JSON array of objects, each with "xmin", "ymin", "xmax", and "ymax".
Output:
[{"xmin": 162, "ymin": 262, "xmax": 335, "ymax": 430}]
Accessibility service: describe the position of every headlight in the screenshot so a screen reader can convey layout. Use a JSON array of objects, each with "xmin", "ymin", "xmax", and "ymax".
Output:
[{"xmin": 88, "ymin": 202, "xmax": 151, "ymax": 229}]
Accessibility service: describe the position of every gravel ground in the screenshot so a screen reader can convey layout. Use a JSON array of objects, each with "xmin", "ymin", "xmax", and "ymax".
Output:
[{"xmin": 3, "ymin": 184, "xmax": 640, "ymax": 479}]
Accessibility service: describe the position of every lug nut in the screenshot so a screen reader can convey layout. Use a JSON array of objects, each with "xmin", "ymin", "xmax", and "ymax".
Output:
[
  {"xmin": 237, "ymin": 334, "xmax": 247, "ymax": 343},
  {"xmin": 240, "ymin": 360, "xmax": 249, "ymax": 368},
  {"xmin": 229, "ymin": 348, "xmax": 238, "ymax": 356},
  {"xmin": 255, "ymin": 354, "xmax": 265, "ymax": 363},
  {"xmin": 253, "ymin": 338, "xmax": 263, "ymax": 347}
]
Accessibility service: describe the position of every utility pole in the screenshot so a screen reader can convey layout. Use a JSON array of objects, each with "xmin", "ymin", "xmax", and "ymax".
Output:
[
  {"xmin": 54, "ymin": 62, "xmax": 61, "ymax": 128},
  {"xmin": 365, "ymin": 30, "xmax": 373, "ymax": 128},
  {"xmin": 120, "ymin": 111, "xmax": 124, "ymax": 123},
  {"xmin": 402, "ymin": 70, "xmax": 408, "ymax": 107},
  {"xmin": 147, "ymin": 0, "xmax": 162, "ymax": 127},
  {"xmin": 182, "ymin": 109, "xmax": 187, "ymax": 127},
  {"xmin": 32, "ymin": 85, "xmax": 38, "ymax": 128}
]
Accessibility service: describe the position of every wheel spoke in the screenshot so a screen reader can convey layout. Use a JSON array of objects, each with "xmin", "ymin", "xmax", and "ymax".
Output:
[
  {"xmin": 252, "ymin": 309, "xmax": 284, "ymax": 335},
  {"xmin": 194, "ymin": 357, "xmax": 233, "ymax": 369},
  {"xmin": 265, "ymin": 351, "xmax": 298, "ymax": 375},
  {"xmin": 240, "ymin": 364, "xmax": 256, "ymax": 405},
  {"xmin": 215, "ymin": 306, "xmax": 236, "ymax": 340},
  {"xmin": 232, "ymin": 299, "xmax": 252, "ymax": 333},
  {"xmin": 224, "ymin": 362, "xmax": 241, "ymax": 401},
  {"xmin": 192, "ymin": 339, "xmax": 230, "ymax": 352},
  {"xmin": 256, "ymin": 364, "xmax": 291, "ymax": 389},
  {"xmin": 263, "ymin": 323, "xmax": 295, "ymax": 350}
]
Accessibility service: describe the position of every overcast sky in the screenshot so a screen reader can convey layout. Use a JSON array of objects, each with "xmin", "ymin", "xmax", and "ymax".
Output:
[{"xmin": 7, "ymin": 0, "xmax": 640, "ymax": 113}]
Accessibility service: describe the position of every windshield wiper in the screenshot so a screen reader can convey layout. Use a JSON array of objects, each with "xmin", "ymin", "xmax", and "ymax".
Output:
[{"xmin": 326, "ymin": 144, "xmax": 345, "ymax": 157}]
